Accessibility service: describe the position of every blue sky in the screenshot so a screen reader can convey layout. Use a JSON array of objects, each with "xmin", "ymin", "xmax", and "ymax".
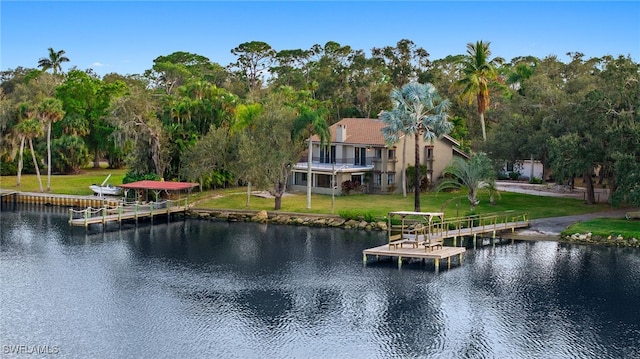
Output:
[{"xmin": 2, "ymin": 1, "xmax": 639, "ymax": 77}]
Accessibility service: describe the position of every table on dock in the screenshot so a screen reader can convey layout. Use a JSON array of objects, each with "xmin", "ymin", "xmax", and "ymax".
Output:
[{"xmin": 362, "ymin": 211, "xmax": 529, "ymax": 271}]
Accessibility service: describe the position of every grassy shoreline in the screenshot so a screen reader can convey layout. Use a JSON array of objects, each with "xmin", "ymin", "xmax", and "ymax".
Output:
[{"xmin": 2, "ymin": 169, "xmax": 638, "ymax": 238}]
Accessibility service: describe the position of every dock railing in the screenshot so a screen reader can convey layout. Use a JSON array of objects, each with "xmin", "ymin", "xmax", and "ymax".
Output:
[
  {"xmin": 388, "ymin": 210, "xmax": 529, "ymax": 248},
  {"xmin": 68, "ymin": 198, "xmax": 190, "ymax": 226},
  {"xmin": 430, "ymin": 211, "xmax": 528, "ymax": 239}
]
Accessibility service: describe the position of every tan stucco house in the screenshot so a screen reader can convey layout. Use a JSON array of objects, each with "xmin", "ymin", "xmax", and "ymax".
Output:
[{"xmin": 289, "ymin": 118, "xmax": 469, "ymax": 195}]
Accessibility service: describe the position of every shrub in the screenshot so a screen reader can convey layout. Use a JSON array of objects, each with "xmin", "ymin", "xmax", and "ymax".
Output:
[
  {"xmin": 508, "ymin": 171, "xmax": 521, "ymax": 180},
  {"xmin": 339, "ymin": 209, "xmax": 377, "ymax": 222},
  {"xmin": 341, "ymin": 180, "xmax": 362, "ymax": 195},
  {"xmin": 530, "ymin": 177, "xmax": 544, "ymax": 184},
  {"xmin": 123, "ymin": 171, "xmax": 161, "ymax": 184}
]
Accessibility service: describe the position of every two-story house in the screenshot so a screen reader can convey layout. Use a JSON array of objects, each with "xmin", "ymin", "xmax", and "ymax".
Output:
[{"xmin": 289, "ymin": 118, "xmax": 469, "ymax": 195}]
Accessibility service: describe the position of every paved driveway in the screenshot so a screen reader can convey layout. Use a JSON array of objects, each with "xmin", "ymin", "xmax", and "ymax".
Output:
[
  {"xmin": 496, "ymin": 181, "xmax": 628, "ymax": 238},
  {"xmin": 515, "ymin": 209, "xmax": 630, "ymax": 238}
]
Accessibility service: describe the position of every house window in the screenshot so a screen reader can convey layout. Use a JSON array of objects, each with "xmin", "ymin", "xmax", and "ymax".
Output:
[
  {"xmin": 294, "ymin": 172, "xmax": 307, "ymax": 186},
  {"xmin": 351, "ymin": 174, "xmax": 363, "ymax": 185},
  {"xmin": 425, "ymin": 146, "xmax": 434, "ymax": 160},
  {"xmin": 388, "ymin": 149, "xmax": 396, "ymax": 160},
  {"xmin": 387, "ymin": 173, "xmax": 395, "ymax": 185},
  {"xmin": 374, "ymin": 173, "xmax": 382, "ymax": 186},
  {"xmin": 316, "ymin": 174, "xmax": 332, "ymax": 188},
  {"xmin": 375, "ymin": 148, "xmax": 382, "ymax": 159},
  {"xmin": 355, "ymin": 147, "xmax": 366, "ymax": 166},
  {"xmin": 507, "ymin": 162, "xmax": 514, "ymax": 172},
  {"xmin": 320, "ymin": 145, "xmax": 336, "ymax": 164}
]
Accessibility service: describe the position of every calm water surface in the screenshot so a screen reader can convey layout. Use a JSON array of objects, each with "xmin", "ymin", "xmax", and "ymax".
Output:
[{"xmin": 1, "ymin": 207, "xmax": 639, "ymax": 358}]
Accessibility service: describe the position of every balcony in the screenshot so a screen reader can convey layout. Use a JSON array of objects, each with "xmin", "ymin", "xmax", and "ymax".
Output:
[{"xmin": 293, "ymin": 157, "xmax": 374, "ymax": 173}]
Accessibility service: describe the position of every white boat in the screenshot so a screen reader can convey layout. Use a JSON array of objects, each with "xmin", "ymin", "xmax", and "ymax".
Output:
[{"xmin": 90, "ymin": 174, "xmax": 122, "ymax": 197}]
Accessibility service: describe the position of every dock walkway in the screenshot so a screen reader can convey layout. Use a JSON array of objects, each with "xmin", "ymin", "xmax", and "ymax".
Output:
[
  {"xmin": 68, "ymin": 198, "xmax": 190, "ymax": 227},
  {"xmin": 362, "ymin": 211, "xmax": 529, "ymax": 270}
]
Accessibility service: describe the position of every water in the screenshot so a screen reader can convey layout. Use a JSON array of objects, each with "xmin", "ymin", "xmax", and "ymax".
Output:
[{"xmin": 1, "ymin": 207, "xmax": 639, "ymax": 358}]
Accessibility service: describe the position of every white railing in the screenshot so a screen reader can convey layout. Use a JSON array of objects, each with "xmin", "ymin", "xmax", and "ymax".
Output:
[{"xmin": 68, "ymin": 198, "xmax": 190, "ymax": 226}]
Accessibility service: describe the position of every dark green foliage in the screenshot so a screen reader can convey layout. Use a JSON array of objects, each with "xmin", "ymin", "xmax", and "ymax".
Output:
[
  {"xmin": 123, "ymin": 171, "xmax": 161, "ymax": 184},
  {"xmin": 405, "ymin": 165, "xmax": 430, "ymax": 192},
  {"xmin": 341, "ymin": 180, "xmax": 362, "ymax": 195},
  {"xmin": 50, "ymin": 135, "xmax": 91, "ymax": 174},
  {"xmin": 338, "ymin": 209, "xmax": 377, "ymax": 222},
  {"xmin": 611, "ymin": 153, "xmax": 640, "ymax": 208}
]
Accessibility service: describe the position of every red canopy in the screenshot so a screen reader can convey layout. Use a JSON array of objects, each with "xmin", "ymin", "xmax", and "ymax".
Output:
[{"xmin": 119, "ymin": 180, "xmax": 199, "ymax": 191}]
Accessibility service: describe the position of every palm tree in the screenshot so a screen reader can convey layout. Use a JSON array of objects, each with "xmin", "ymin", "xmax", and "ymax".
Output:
[
  {"xmin": 14, "ymin": 118, "xmax": 45, "ymax": 192},
  {"xmin": 37, "ymin": 48, "xmax": 70, "ymax": 76},
  {"xmin": 457, "ymin": 41, "xmax": 504, "ymax": 142},
  {"xmin": 436, "ymin": 152, "xmax": 496, "ymax": 211},
  {"xmin": 381, "ymin": 82, "xmax": 453, "ymax": 212},
  {"xmin": 37, "ymin": 98, "xmax": 65, "ymax": 192},
  {"xmin": 292, "ymin": 105, "xmax": 330, "ymax": 209}
]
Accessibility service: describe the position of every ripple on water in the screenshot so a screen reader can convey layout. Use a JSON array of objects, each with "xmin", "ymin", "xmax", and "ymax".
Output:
[{"xmin": 1, "ymin": 211, "xmax": 639, "ymax": 358}]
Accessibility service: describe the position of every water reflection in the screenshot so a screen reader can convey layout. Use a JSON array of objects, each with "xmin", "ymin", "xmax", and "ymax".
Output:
[{"xmin": 1, "ymin": 207, "xmax": 639, "ymax": 358}]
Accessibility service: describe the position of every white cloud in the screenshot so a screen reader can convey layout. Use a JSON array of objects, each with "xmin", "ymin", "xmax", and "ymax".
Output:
[{"xmin": 92, "ymin": 62, "xmax": 109, "ymax": 67}]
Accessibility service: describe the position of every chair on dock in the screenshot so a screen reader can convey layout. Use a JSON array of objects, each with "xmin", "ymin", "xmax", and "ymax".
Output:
[
  {"xmin": 402, "ymin": 223, "xmax": 425, "ymax": 248},
  {"xmin": 421, "ymin": 237, "xmax": 444, "ymax": 252}
]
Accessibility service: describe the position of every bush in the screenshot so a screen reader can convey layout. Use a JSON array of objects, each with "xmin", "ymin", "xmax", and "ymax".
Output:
[
  {"xmin": 406, "ymin": 164, "xmax": 430, "ymax": 192},
  {"xmin": 51, "ymin": 135, "xmax": 92, "ymax": 174},
  {"xmin": 123, "ymin": 171, "xmax": 160, "ymax": 184},
  {"xmin": 341, "ymin": 180, "xmax": 362, "ymax": 195},
  {"xmin": 508, "ymin": 171, "xmax": 521, "ymax": 180},
  {"xmin": 530, "ymin": 177, "xmax": 544, "ymax": 184},
  {"xmin": 339, "ymin": 209, "xmax": 377, "ymax": 222}
]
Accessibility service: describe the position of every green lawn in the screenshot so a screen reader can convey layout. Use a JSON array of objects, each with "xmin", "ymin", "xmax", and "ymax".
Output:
[
  {"xmin": 564, "ymin": 218, "xmax": 640, "ymax": 238},
  {"xmin": 0, "ymin": 168, "xmax": 127, "ymax": 196},
  {"xmin": 194, "ymin": 185, "xmax": 612, "ymax": 221},
  {"xmin": 0, "ymin": 168, "xmax": 622, "ymax": 222}
]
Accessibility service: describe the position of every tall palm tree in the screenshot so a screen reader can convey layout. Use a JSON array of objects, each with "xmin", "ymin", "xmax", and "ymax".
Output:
[
  {"xmin": 38, "ymin": 98, "xmax": 65, "ymax": 192},
  {"xmin": 14, "ymin": 118, "xmax": 45, "ymax": 192},
  {"xmin": 37, "ymin": 48, "xmax": 70, "ymax": 76},
  {"xmin": 292, "ymin": 106, "xmax": 330, "ymax": 209},
  {"xmin": 457, "ymin": 41, "xmax": 504, "ymax": 142},
  {"xmin": 436, "ymin": 152, "xmax": 496, "ymax": 211},
  {"xmin": 381, "ymin": 82, "xmax": 453, "ymax": 212}
]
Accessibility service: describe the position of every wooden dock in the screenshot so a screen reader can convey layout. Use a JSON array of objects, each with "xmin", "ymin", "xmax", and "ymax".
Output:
[
  {"xmin": 362, "ymin": 211, "xmax": 529, "ymax": 271},
  {"xmin": 363, "ymin": 244, "xmax": 466, "ymax": 271},
  {"xmin": 0, "ymin": 190, "xmax": 18, "ymax": 210},
  {"xmin": 68, "ymin": 198, "xmax": 190, "ymax": 227}
]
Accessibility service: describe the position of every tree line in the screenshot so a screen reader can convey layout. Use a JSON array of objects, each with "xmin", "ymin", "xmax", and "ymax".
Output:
[{"xmin": 0, "ymin": 40, "xmax": 638, "ymax": 209}]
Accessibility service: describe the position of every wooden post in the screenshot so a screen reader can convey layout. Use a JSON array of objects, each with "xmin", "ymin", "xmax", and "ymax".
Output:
[
  {"xmin": 68, "ymin": 208, "xmax": 72, "ymax": 224},
  {"xmin": 434, "ymin": 258, "xmax": 440, "ymax": 273},
  {"xmin": 473, "ymin": 233, "xmax": 477, "ymax": 248},
  {"xmin": 362, "ymin": 253, "xmax": 367, "ymax": 264},
  {"xmin": 84, "ymin": 208, "xmax": 89, "ymax": 227},
  {"xmin": 397, "ymin": 256, "xmax": 402, "ymax": 268},
  {"xmin": 135, "ymin": 203, "xmax": 138, "ymax": 224},
  {"xmin": 453, "ymin": 236, "xmax": 457, "ymax": 247},
  {"xmin": 150, "ymin": 203, "xmax": 154, "ymax": 224},
  {"xmin": 102, "ymin": 206, "xmax": 106, "ymax": 224}
]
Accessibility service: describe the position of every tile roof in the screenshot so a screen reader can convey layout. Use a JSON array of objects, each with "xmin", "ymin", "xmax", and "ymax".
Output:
[
  {"xmin": 311, "ymin": 118, "xmax": 390, "ymax": 146},
  {"xmin": 119, "ymin": 180, "xmax": 199, "ymax": 191},
  {"xmin": 310, "ymin": 118, "xmax": 461, "ymax": 148}
]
